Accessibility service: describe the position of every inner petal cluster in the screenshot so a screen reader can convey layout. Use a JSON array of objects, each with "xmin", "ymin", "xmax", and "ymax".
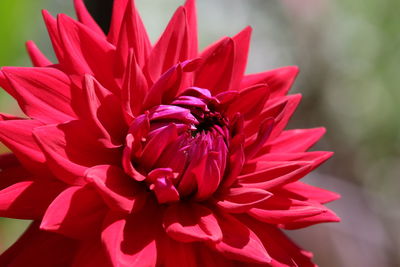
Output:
[{"xmin": 122, "ymin": 87, "xmax": 229, "ymax": 204}]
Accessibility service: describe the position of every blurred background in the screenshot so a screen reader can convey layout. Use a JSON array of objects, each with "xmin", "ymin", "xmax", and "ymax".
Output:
[{"xmin": 0, "ymin": 0, "xmax": 399, "ymax": 266}]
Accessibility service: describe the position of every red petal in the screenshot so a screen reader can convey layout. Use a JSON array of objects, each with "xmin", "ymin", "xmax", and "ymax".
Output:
[
  {"xmin": 85, "ymin": 165, "xmax": 147, "ymax": 213},
  {"xmin": 241, "ymin": 66, "xmax": 299, "ymax": 98},
  {"xmin": 57, "ymin": 14, "xmax": 116, "ymax": 90},
  {"xmin": 184, "ymin": 0, "xmax": 198, "ymax": 58},
  {"xmin": 240, "ymin": 215, "xmax": 317, "ymax": 267},
  {"xmin": 0, "ymin": 153, "xmax": 31, "ymax": 190},
  {"xmin": 40, "ymin": 186, "xmax": 107, "ymax": 239},
  {"xmin": 0, "ymin": 119, "xmax": 48, "ymax": 175},
  {"xmin": 121, "ymin": 50, "xmax": 148, "ymax": 118},
  {"xmin": 0, "ymin": 222, "xmax": 78, "ymax": 266},
  {"xmin": 281, "ymin": 208, "xmax": 340, "ymax": 229},
  {"xmin": 195, "ymin": 37, "xmax": 234, "ymax": 94},
  {"xmin": 231, "ymin": 26, "xmax": 252, "ymax": 88},
  {"xmin": 208, "ymin": 212, "xmax": 271, "ymax": 264},
  {"xmin": 80, "ymin": 75, "xmax": 127, "ymax": 145},
  {"xmin": 72, "ymin": 239, "xmax": 112, "ymax": 267},
  {"xmin": 248, "ymin": 196, "xmax": 329, "ymax": 225},
  {"xmin": 163, "ymin": 203, "xmax": 222, "ymax": 243},
  {"xmin": 0, "ymin": 180, "xmax": 65, "ymax": 219},
  {"xmin": 73, "ymin": 0, "xmax": 105, "ymax": 36},
  {"xmin": 244, "ymin": 94, "xmax": 302, "ymax": 139},
  {"xmin": 107, "ymin": 0, "xmax": 130, "ymax": 45},
  {"xmin": 42, "ymin": 10, "xmax": 65, "ymax": 61},
  {"xmin": 279, "ymin": 181, "xmax": 340, "ymax": 204},
  {"xmin": 214, "ymin": 187, "xmax": 272, "ymax": 213},
  {"xmin": 2, "ymin": 67, "xmax": 75, "ymax": 123},
  {"xmin": 101, "ymin": 207, "xmax": 160, "ymax": 267},
  {"xmin": 25, "ymin": 41, "xmax": 52, "ymax": 67},
  {"xmin": 226, "ymin": 83, "xmax": 270, "ymax": 120},
  {"xmin": 238, "ymin": 162, "xmax": 312, "ymax": 190},
  {"xmin": 33, "ymin": 121, "xmax": 121, "ymax": 185},
  {"xmin": 115, "ymin": 0, "xmax": 151, "ymax": 73},
  {"xmin": 266, "ymin": 127, "xmax": 326, "ymax": 153},
  {"xmin": 145, "ymin": 7, "xmax": 189, "ymax": 82},
  {"xmin": 157, "ymin": 236, "xmax": 197, "ymax": 267}
]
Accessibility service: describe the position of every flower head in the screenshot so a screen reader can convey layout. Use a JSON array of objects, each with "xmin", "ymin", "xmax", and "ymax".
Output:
[{"xmin": 0, "ymin": 0, "xmax": 339, "ymax": 266}]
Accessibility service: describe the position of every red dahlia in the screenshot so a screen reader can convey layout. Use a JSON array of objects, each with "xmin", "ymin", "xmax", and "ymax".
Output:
[{"xmin": 0, "ymin": 0, "xmax": 339, "ymax": 266}]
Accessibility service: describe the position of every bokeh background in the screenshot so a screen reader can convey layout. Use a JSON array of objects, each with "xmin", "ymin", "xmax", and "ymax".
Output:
[{"xmin": 0, "ymin": 0, "xmax": 399, "ymax": 266}]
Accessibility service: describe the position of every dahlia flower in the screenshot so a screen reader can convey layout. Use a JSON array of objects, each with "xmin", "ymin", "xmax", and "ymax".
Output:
[{"xmin": 0, "ymin": 0, "xmax": 339, "ymax": 266}]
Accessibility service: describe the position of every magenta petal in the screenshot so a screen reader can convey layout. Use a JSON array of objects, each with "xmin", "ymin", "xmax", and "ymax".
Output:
[
  {"xmin": 40, "ymin": 186, "xmax": 107, "ymax": 239},
  {"xmin": 163, "ymin": 203, "xmax": 222, "ymax": 243}
]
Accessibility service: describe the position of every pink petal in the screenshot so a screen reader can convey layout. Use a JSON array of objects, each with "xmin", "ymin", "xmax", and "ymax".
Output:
[
  {"xmin": 0, "ymin": 180, "xmax": 65, "ymax": 219},
  {"xmin": 163, "ymin": 203, "xmax": 222, "ymax": 243},
  {"xmin": 214, "ymin": 187, "xmax": 272, "ymax": 213},
  {"xmin": 139, "ymin": 123, "xmax": 179, "ymax": 170},
  {"xmin": 40, "ymin": 186, "xmax": 107, "ymax": 239},
  {"xmin": 2, "ymin": 67, "xmax": 76, "ymax": 123},
  {"xmin": 25, "ymin": 41, "xmax": 52, "ymax": 67},
  {"xmin": 73, "ymin": 0, "xmax": 105, "ymax": 36},
  {"xmin": 241, "ymin": 66, "xmax": 299, "ymax": 98},
  {"xmin": 0, "ymin": 221, "xmax": 78, "ymax": 266},
  {"xmin": 208, "ymin": 212, "xmax": 271, "ymax": 264}
]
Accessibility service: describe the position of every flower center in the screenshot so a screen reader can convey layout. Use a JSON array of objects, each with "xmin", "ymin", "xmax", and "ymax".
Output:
[{"xmin": 122, "ymin": 87, "xmax": 230, "ymax": 204}]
